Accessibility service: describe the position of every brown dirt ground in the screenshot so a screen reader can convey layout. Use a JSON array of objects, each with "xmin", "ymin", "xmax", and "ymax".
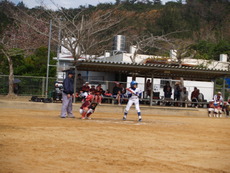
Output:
[{"xmin": 0, "ymin": 106, "xmax": 230, "ymax": 173}]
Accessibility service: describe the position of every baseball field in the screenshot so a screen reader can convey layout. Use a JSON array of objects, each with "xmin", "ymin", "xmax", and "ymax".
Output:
[{"xmin": 0, "ymin": 100, "xmax": 230, "ymax": 173}]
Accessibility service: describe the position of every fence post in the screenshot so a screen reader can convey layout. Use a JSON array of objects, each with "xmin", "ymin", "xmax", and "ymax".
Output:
[
  {"xmin": 42, "ymin": 77, "xmax": 45, "ymax": 97},
  {"xmin": 150, "ymin": 73, "xmax": 154, "ymax": 106},
  {"xmin": 223, "ymin": 77, "xmax": 226, "ymax": 100}
]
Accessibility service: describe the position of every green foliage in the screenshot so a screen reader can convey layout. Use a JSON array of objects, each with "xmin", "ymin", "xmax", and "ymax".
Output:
[
  {"xmin": 1, "ymin": 46, "xmax": 56, "ymax": 77},
  {"xmin": 192, "ymin": 40, "xmax": 230, "ymax": 60},
  {"xmin": 18, "ymin": 47, "xmax": 56, "ymax": 77}
]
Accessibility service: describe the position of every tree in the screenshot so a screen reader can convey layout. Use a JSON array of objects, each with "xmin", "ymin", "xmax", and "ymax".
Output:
[
  {"xmin": 191, "ymin": 40, "xmax": 230, "ymax": 60},
  {"xmin": 184, "ymin": 0, "xmax": 230, "ymax": 42},
  {"xmin": 127, "ymin": 31, "xmax": 191, "ymax": 64},
  {"xmin": 167, "ymin": 38, "xmax": 194, "ymax": 64},
  {"xmin": 9, "ymin": 3, "xmax": 126, "ymax": 100},
  {"xmin": 0, "ymin": 1, "xmax": 49, "ymax": 97}
]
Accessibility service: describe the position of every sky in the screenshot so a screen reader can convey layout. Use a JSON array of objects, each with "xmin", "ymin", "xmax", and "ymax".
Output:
[{"xmin": 10, "ymin": 0, "xmax": 177, "ymax": 9}]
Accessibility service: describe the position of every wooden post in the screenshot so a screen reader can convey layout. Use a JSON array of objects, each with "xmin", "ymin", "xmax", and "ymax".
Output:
[
  {"xmin": 150, "ymin": 73, "xmax": 154, "ymax": 106},
  {"xmin": 213, "ymin": 79, "xmax": 216, "ymax": 97},
  {"xmin": 144, "ymin": 76, "xmax": 147, "ymax": 98},
  {"xmin": 223, "ymin": 77, "xmax": 226, "ymax": 100}
]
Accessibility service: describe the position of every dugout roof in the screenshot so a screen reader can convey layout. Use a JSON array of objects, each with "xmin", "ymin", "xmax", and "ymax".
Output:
[{"xmin": 75, "ymin": 60, "xmax": 230, "ymax": 81}]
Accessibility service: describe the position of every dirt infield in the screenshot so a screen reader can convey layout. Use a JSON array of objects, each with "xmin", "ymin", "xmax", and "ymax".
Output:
[{"xmin": 0, "ymin": 107, "xmax": 230, "ymax": 173}]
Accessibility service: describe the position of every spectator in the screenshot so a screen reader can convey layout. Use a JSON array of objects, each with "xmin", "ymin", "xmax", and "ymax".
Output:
[
  {"xmin": 222, "ymin": 102, "xmax": 230, "ymax": 117},
  {"xmin": 180, "ymin": 87, "xmax": 189, "ymax": 107},
  {"xmin": 90, "ymin": 85, "xmax": 96, "ymax": 94},
  {"xmin": 113, "ymin": 82, "xmax": 122, "ymax": 105},
  {"xmin": 213, "ymin": 91, "xmax": 224, "ymax": 107},
  {"xmin": 53, "ymin": 82, "xmax": 63, "ymax": 101},
  {"xmin": 174, "ymin": 82, "xmax": 182, "ymax": 106},
  {"xmin": 214, "ymin": 101, "xmax": 222, "ymax": 117},
  {"xmin": 94, "ymin": 84, "xmax": 104, "ymax": 105},
  {"xmin": 198, "ymin": 92, "xmax": 205, "ymax": 107},
  {"xmin": 76, "ymin": 73, "xmax": 85, "ymax": 92},
  {"xmin": 60, "ymin": 71, "xmax": 75, "ymax": 118},
  {"xmin": 208, "ymin": 100, "xmax": 215, "ymax": 117},
  {"xmin": 82, "ymin": 82, "xmax": 90, "ymax": 94},
  {"xmin": 104, "ymin": 89, "xmax": 112, "ymax": 97},
  {"xmin": 120, "ymin": 83, "xmax": 127, "ymax": 104},
  {"xmin": 163, "ymin": 81, "xmax": 172, "ymax": 106},
  {"xmin": 146, "ymin": 79, "xmax": 151, "ymax": 98},
  {"xmin": 163, "ymin": 81, "xmax": 172, "ymax": 99},
  {"xmin": 191, "ymin": 87, "xmax": 200, "ymax": 108},
  {"xmin": 13, "ymin": 83, "xmax": 20, "ymax": 95}
]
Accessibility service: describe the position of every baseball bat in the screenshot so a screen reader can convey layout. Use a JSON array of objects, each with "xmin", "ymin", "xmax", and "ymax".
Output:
[{"xmin": 126, "ymin": 88, "xmax": 138, "ymax": 96}]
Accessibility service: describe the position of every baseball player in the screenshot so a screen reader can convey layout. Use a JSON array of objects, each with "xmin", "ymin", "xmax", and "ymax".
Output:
[
  {"xmin": 123, "ymin": 81, "xmax": 143, "ymax": 122},
  {"xmin": 208, "ymin": 100, "xmax": 215, "ymax": 117},
  {"xmin": 214, "ymin": 101, "xmax": 222, "ymax": 118},
  {"xmin": 79, "ymin": 94, "xmax": 97, "ymax": 119}
]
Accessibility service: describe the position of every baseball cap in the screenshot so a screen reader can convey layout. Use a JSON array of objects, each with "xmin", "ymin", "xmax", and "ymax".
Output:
[{"xmin": 68, "ymin": 71, "xmax": 74, "ymax": 75}]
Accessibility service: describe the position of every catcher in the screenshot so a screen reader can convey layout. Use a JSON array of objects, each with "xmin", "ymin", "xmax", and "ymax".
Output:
[
  {"xmin": 79, "ymin": 94, "xmax": 98, "ymax": 119},
  {"xmin": 123, "ymin": 81, "xmax": 143, "ymax": 122}
]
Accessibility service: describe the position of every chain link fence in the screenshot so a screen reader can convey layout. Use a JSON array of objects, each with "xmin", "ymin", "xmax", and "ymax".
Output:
[
  {"xmin": 1, "ymin": 75, "xmax": 229, "ymax": 102},
  {"xmin": 0, "ymin": 75, "xmax": 56, "ymax": 97}
]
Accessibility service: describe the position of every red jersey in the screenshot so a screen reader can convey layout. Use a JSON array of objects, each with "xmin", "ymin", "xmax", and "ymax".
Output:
[
  {"xmin": 95, "ymin": 87, "xmax": 103, "ymax": 95},
  {"xmin": 80, "ymin": 101, "xmax": 91, "ymax": 109},
  {"xmin": 82, "ymin": 85, "xmax": 90, "ymax": 92}
]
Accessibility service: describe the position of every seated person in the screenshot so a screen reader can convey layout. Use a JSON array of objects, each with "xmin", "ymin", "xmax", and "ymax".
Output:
[
  {"xmin": 116, "ymin": 90, "xmax": 122, "ymax": 105},
  {"xmin": 222, "ymin": 102, "xmax": 230, "ymax": 117},
  {"xmin": 208, "ymin": 100, "xmax": 215, "ymax": 117},
  {"xmin": 191, "ymin": 87, "xmax": 199, "ymax": 108},
  {"xmin": 214, "ymin": 101, "xmax": 222, "ymax": 118},
  {"xmin": 94, "ymin": 84, "xmax": 104, "ymax": 105},
  {"xmin": 104, "ymin": 89, "xmax": 112, "ymax": 97},
  {"xmin": 120, "ymin": 83, "xmax": 128, "ymax": 104},
  {"xmin": 90, "ymin": 85, "xmax": 96, "ymax": 94},
  {"xmin": 213, "ymin": 92, "xmax": 224, "ymax": 108},
  {"xmin": 82, "ymin": 82, "xmax": 90, "ymax": 94},
  {"xmin": 112, "ymin": 82, "xmax": 122, "ymax": 105}
]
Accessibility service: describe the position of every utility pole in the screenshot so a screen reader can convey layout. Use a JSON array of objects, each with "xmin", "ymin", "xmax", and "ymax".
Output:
[
  {"xmin": 56, "ymin": 18, "xmax": 62, "ymax": 81},
  {"xmin": 45, "ymin": 20, "xmax": 52, "ymax": 98}
]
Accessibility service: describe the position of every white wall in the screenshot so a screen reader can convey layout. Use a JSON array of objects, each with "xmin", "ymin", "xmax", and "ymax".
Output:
[{"xmin": 127, "ymin": 77, "xmax": 214, "ymax": 101}]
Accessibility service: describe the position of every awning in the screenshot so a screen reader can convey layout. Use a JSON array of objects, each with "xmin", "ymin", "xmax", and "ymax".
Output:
[{"xmin": 75, "ymin": 60, "xmax": 230, "ymax": 81}]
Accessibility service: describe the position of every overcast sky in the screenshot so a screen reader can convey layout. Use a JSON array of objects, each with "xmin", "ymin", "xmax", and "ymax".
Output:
[{"xmin": 10, "ymin": 0, "xmax": 177, "ymax": 9}]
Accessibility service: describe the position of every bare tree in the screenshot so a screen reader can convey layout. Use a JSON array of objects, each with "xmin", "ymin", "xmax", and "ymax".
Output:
[
  {"xmin": 127, "ymin": 31, "xmax": 193, "ymax": 64},
  {"xmin": 8, "ymin": 2, "xmax": 126, "ymax": 99},
  {"xmin": 0, "ymin": 23, "xmax": 47, "ymax": 97},
  {"xmin": 168, "ymin": 39, "xmax": 194, "ymax": 64},
  {"xmin": 10, "ymin": 3, "xmax": 125, "ymax": 59}
]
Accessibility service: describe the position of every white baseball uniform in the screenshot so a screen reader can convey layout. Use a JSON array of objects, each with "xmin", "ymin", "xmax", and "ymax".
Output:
[{"xmin": 124, "ymin": 87, "xmax": 142, "ymax": 113}]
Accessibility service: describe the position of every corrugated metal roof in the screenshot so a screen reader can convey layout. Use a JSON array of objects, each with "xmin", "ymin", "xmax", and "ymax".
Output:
[{"xmin": 75, "ymin": 60, "xmax": 230, "ymax": 81}]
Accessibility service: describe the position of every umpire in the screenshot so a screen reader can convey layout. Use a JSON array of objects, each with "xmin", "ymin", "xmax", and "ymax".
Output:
[{"xmin": 60, "ymin": 71, "xmax": 75, "ymax": 118}]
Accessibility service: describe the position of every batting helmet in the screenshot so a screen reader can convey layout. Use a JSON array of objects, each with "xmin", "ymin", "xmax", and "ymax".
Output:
[
  {"xmin": 130, "ymin": 81, "xmax": 138, "ymax": 87},
  {"xmin": 214, "ymin": 102, "xmax": 218, "ymax": 106}
]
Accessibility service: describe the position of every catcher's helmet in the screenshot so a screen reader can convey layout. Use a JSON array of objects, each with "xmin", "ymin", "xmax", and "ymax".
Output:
[{"xmin": 130, "ymin": 81, "xmax": 138, "ymax": 87}]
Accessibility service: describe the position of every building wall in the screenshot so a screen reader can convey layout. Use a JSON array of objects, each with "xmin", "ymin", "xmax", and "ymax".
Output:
[
  {"xmin": 182, "ymin": 58, "xmax": 229, "ymax": 70},
  {"xmin": 127, "ymin": 77, "xmax": 214, "ymax": 101}
]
